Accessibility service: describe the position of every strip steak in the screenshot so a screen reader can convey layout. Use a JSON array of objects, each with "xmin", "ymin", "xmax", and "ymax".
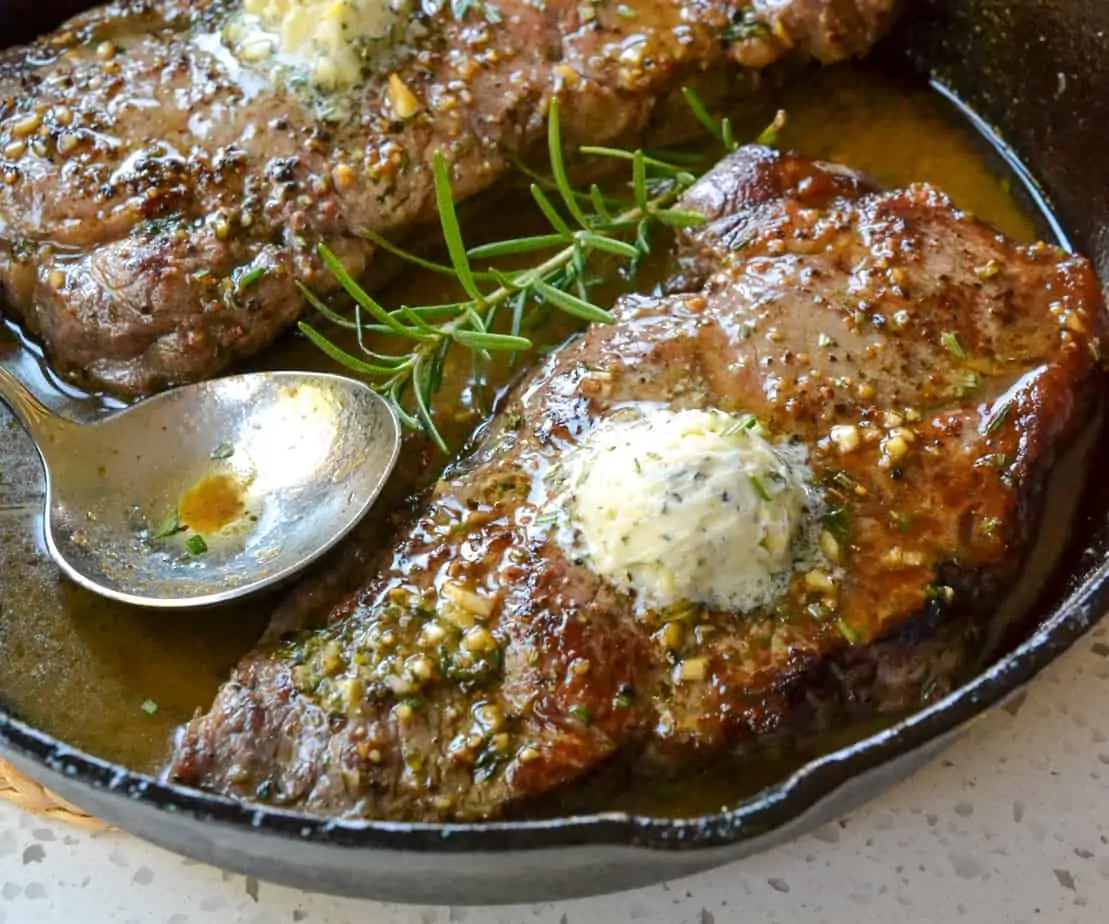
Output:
[{"xmin": 168, "ymin": 146, "xmax": 1107, "ymax": 821}]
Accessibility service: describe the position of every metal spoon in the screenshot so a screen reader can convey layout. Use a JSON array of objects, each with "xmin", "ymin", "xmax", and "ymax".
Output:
[{"xmin": 0, "ymin": 368, "xmax": 401, "ymax": 608}]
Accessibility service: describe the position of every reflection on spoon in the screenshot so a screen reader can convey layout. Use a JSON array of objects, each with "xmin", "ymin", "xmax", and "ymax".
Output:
[{"xmin": 0, "ymin": 368, "xmax": 401, "ymax": 609}]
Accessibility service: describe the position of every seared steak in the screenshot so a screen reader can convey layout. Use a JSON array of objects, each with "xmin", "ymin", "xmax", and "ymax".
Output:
[
  {"xmin": 168, "ymin": 147, "xmax": 1107, "ymax": 821},
  {"xmin": 0, "ymin": 0, "xmax": 897, "ymax": 396}
]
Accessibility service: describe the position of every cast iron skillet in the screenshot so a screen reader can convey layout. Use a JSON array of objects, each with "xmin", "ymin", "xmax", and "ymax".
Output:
[{"xmin": 3, "ymin": 0, "xmax": 1109, "ymax": 905}]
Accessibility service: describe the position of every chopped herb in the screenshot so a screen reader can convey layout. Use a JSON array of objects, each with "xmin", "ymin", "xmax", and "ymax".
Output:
[
  {"xmin": 984, "ymin": 400, "xmax": 1013, "ymax": 435},
  {"xmin": 941, "ymin": 331, "xmax": 967, "ymax": 360},
  {"xmin": 806, "ymin": 602, "xmax": 829, "ymax": 622},
  {"xmin": 749, "ymin": 474, "xmax": 772, "ymax": 502},
  {"xmin": 830, "ymin": 470, "xmax": 858, "ymax": 493},
  {"xmin": 140, "ymin": 698, "xmax": 159, "ymax": 716},
  {"xmin": 140, "ymin": 213, "xmax": 184, "ymax": 238},
  {"xmin": 948, "ymin": 370, "xmax": 981, "ymax": 397},
  {"xmin": 926, "ymin": 584, "xmax": 956, "ymax": 605},
  {"xmin": 614, "ymin": 693, "xmax": 633, "ymax": 710},
  {"xmin": 473, "ymin": 745, "xmax": 509, "ymax": 782},
  {"xmin": 836, "ymin": 619, "xmax": 860, "ymax": 644},
  {"xmin": 663, "ymin": 600, "xmax": 701, "ymax": 623},
  {"xmin": 210, "ymin": 441, "xmax": 235, "ymax": 460},
  {"xmin": 890, "ymin": 511, "xmax": 912, "ymax": 533},
  {"xmin": 724, "ymin": 413, "xmax": 760, "ymax": 435},
  {"xmin": 720, "ymin": 17, "xmax": 773, "ymax": 42},
  {"xmin": 982, "ymin": 517, "xmax": 1002, "ymax": 536},
  {"xmin": 570, "ymin": 705, "xmax": 592, "ymax": 726},
  {"xmin": 152, "ymin": 509, "xmax": 183, "ymax": 540},
  {"xmin": 231, "ymin": 264, "xmax": 265, "ymax": 294},
  {"xmin": 823, "ymin": 504, "xmax": 850, "ymax": 542},
  {"xmin": 440, "ymin": 648, "xmax": 502, "ymax": 691},
  {"xmin": 185, "ymin": 534, "xmax": 208, "ymax": 555}
]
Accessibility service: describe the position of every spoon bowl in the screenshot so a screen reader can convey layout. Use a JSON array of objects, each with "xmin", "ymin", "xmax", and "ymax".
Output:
[{"xmin": 0, "ymin": 369, "xmax": 401, "ymax": 608}]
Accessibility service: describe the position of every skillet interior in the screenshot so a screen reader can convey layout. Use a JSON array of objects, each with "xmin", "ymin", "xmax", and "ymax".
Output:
[{"xmin": 2, "ymin": 0, "xmax": 1109, "ymax": 904}]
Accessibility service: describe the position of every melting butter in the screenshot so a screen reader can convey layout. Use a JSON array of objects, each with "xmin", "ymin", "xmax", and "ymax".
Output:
[
  {"xmin": 546, "ymin": 408, "xmax": 823, "ymax": 613},
  {"xmin": 225, "ymin": 0, "xmax": 413, "ymax": 90}
]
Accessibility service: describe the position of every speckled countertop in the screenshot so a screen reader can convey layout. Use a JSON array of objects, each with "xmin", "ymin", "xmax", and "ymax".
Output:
[{"xmin": 1, "ymin": 622, "xmax": 1108, "ymax": 924}]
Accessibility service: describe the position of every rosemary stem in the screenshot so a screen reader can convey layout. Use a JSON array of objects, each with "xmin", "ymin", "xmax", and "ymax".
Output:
[
  {"xmin": 438, "ymin": 188, "xmax": 685, "ymax": 334},
  {"xmin": 301, "ymin": 85, "xmax": 756, "ymax": 450}
]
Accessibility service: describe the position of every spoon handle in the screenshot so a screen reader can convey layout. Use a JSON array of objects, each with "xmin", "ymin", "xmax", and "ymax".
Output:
[{"xmin": 0, "ymin": 364, "xmax": 66, "ymax": 445}]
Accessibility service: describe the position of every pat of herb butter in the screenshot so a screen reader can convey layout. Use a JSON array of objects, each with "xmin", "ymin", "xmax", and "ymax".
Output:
[
  {"xmin": 226, "ymin": 0, "xmax": 411, "ymax": 89},
  {"xmin": 547, "ymin": 408, "xmax": 820, "ymax": 613}
]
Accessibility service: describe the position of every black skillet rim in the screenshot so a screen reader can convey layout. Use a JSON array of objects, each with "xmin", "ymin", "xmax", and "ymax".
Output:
[
  {"xmin": 0, "ymin": 1, "xmax": 1106, "ymax": 850},
  {"xmin": 1, "ymin": 549, "xmax": 1104, "ymax": 853}
]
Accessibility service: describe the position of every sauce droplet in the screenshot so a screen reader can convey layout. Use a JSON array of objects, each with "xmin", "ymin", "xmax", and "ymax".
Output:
[{"xmin": 179, "ymin": 474, "xmax": 247, "ymax": 534}]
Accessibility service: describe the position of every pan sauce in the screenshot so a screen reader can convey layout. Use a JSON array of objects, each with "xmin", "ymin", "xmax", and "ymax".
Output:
[{"xmin": 0, "ymin": 68, "xmax": 1059, "ymax": 814}]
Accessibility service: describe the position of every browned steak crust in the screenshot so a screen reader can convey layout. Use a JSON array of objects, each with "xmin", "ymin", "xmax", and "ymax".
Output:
[
  {"xmin": 167, "ymin": 146, "xmax": 1107, "ymax": 822},
  {"xmin": 0, "ymin": 0, "xmax": 898, "ymax": 396}
]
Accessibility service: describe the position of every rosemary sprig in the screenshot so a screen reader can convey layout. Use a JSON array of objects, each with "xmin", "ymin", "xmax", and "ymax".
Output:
[{"xmin": 299, "ymin": 92, "xmax": 782, "ymax": 450}]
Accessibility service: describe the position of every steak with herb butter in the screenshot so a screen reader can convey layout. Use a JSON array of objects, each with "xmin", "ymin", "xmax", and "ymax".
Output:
[
  {"xmin": 0, "ymin": 0, "xmax": 897, "ymax": 396},
  {"xmin": 168, "ymin": 146, "xmax": 1107, "ymax": 821}
]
